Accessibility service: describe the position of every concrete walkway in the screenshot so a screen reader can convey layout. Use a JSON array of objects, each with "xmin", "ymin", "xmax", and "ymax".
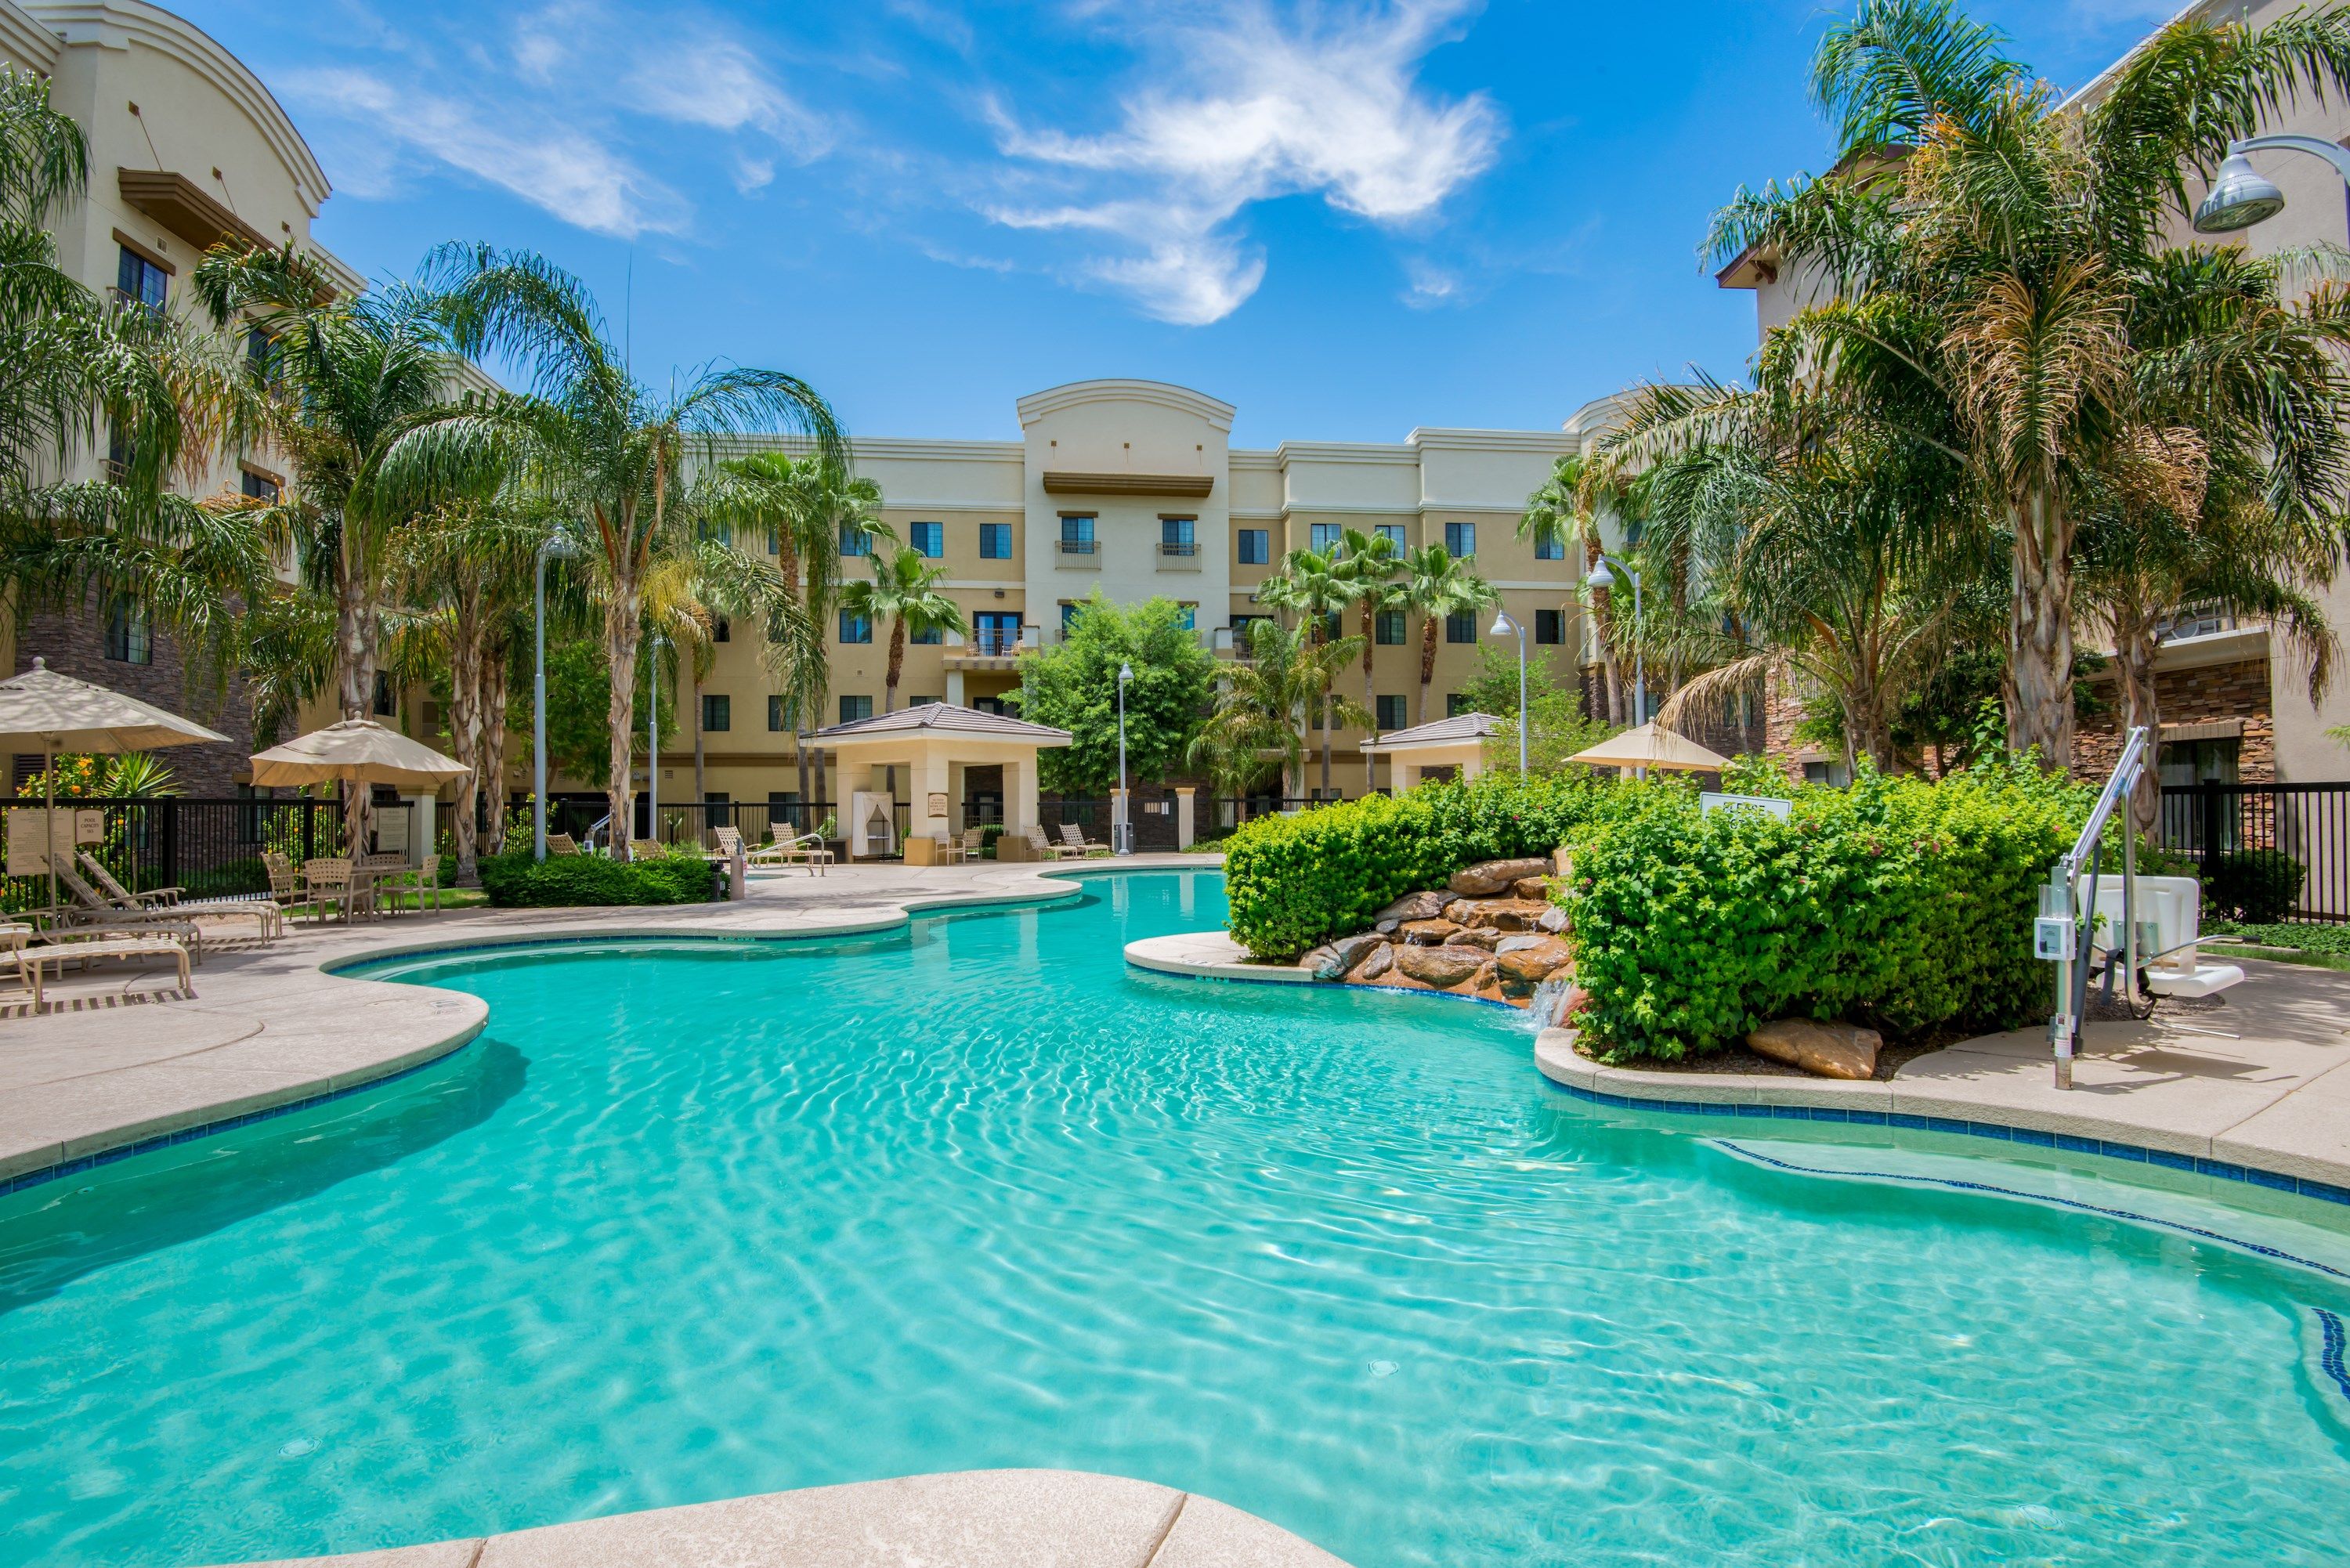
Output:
[
  {"xmin": 0, "ymin": 854, "xmax": 1219, "ymax": 1190},
  {"xmin": 230, "ymin": 1469, "xmax": 1345, "ymax": 1568}
]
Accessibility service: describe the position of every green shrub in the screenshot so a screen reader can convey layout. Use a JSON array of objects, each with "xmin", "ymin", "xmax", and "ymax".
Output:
[
  {"xmin": 1568, "ymin": 765, "xmax": 2085, "ymax": 1060},
  {"xmin": 474, "ymin": 844, "xmax": 718, "ymax": 908},
  {"xmin": 1222, "ymin": 772, "xmax": 1639, "ymax": 959},
  {"xmin": 2202, "ymin": 848, "xmax": 2305, "ymax": 923}
]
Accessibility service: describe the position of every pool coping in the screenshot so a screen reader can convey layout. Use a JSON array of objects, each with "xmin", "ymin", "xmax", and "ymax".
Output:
[{"xmin": 0, "ymin": 857, "xmax": 1220, "ymax": 1197}]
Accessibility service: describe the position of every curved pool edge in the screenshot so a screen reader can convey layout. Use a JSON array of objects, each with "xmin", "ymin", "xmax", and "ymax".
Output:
[
  {"xmin": 0, "ymin": 856, "xmax": 1224, "ymax": 1198},
  {"xmin": 212, "ymin": 1467, "xmax": 1351, "ymax": 1568}
]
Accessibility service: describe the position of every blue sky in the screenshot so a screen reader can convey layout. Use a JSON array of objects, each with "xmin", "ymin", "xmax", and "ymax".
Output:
[{"xmin": 179, "ymin": 0, "xmax": 2180, "ymax": 446}]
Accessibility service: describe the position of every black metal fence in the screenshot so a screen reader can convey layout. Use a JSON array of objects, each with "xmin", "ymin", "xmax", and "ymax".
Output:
[
  {"xmin": 0, "ymin": 796, "xmax": 409, "ymax": 914},
  {"xmin": 2158, "ymin": 781, "xmax": 2350, "ymax": 923}
]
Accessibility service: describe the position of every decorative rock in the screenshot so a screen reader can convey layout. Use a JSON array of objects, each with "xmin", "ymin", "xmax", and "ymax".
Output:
[
  {"xmin": 1399, "ymin": 918, "xmax": 1463, "ymax": 946},
  {"xmin": 1448, "ymin": 927, "xmax": 1499, "ymax": 952},
  {"xmin": 1448, "ymin": 898, "xmax": 1554, "ymax": 932},
  {"xmin": 1494, "ymin": 934, "xmax": 1548, "ymax": 956},
  {"xmin": 1447, "ymin": 857, "xmax": 1553, "ymax": 897},
  {"xmin": 1376, "ymin": 889, "xmax": 1458, "ymax": 923},
  {"xmin": 1302, "ymin": 932, "xmax": 1386, "ymax": 980},
  {"xmin": 1513, "ymin": 877, "xmax": 1550, "ymax": 900},
  {"xmin": 1393, "ymin": 944, "xmax": 1488, "ymax": 988},
  {"xmin": 1494, "ymin": 937, "xmax": 1574, "ymax": 996},
  {"xmin": 1375, "ymin": 918, "xmax": 1401, "ymax": 935},
  {"xmin": 1299, "ymin": 944, "xmax": 1338, "ymax": 977},
  {"xmin": 1746, "ymin": 1018, "xmax": 1882, "ymax": 1081},
  {"xmin": 1354, "ymin": 942, "xmax": 1394, "ymax": 981},
  {"xmin": 1470, "ymin": 960, "xmax": 1499, "ymax": 995},
  {"xmin": 1536, "ymin": 906, "xmax": 1570, "ymax": 934}
]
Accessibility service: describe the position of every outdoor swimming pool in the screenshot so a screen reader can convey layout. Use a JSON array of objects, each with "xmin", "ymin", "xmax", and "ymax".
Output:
[{"xmin": 2, "ymin": 869, "xmax": 2348, "ymax": 1566}]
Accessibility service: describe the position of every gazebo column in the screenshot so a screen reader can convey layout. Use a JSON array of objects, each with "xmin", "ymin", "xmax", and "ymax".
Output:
[
  {"xmin": 1460, "ymin": 754, "xmax": 1485, "ymax": 783},
  {"xmin": 914, "ymin": 745, "xmax": 952, "ymax": 843},
  {"xmin": 1008, "ymin": 753, "xmax": 1040, "ymax": 839},
  {"xmin": 1394, "ymin": 761, "xmax": 1421, "ymax": 792}
]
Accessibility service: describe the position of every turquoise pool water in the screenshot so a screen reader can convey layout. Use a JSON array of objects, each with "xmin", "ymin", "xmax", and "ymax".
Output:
[{"xmin": 3, "ymin": 870, "xmax": 2348, "ymax": 1566}]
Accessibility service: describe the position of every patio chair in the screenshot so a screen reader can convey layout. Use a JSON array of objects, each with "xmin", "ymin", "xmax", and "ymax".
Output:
[
  {"xmin": 1022, "ymin": 826, "xmax": 1081, "ymax": 861},
  {"xmin": 928, "ymin": 831, "xmax": 967, "ymax": 865},
  {"xmin": 17, "ymin": 920, "xmax": 193, "ymax": 999},
  {"xmin": 961, "ymin": 825, "xmax": 989, "ymax": 860},
  {"xmin": 262, "ymin": 851, "xmax": 326, "ymax": 924},
  {"xmin": 78, "ymin": 851, "xmax": 284, "ymax": 939},
  {"xmin": 302, "ymin": 858, "xmax": 367, "ymax": 923},
  {"xmin": 356, "ymin": 851, "xmax": 423, "ymax": 916},
  {"xmin": 545, "ymin": 833, "xmax": 582, "ymax": 857},
  {"xmin": 1058, "ymin": 822, "xmax": 1114, "ymax": 858}
]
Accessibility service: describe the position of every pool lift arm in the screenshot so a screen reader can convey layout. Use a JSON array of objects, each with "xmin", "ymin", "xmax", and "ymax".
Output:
[{"xmin": 2037, "ymin": 725, "xmax": 2149, "ymax": 1090}]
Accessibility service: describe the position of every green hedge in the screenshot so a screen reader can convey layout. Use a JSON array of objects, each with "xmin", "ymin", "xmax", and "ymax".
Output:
[
  {"xmin": 1569, "ymin": 766, "xmax": 2085, "ymax": 1060},
  {"xmin": 1222, "ymin": 772, "xmax": 1625, "ymax": 959},
  {"xmin": 2202, "ymin": 848, "xmax": 2305, "ymax": 923},
  {"xmin": 475, "ymin": 847, "xmax": 719, "ymax": 908}
]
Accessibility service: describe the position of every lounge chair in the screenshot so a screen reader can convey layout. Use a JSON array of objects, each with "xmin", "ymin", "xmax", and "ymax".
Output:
[
  {"xmin": 712, "ymin": 825, "xmax": 745, "ymax": 861},
  {"xmin": 752, "ymin": 830, "xmax": 833, "ymax": 875},
  {"xmin": 49, "ymin": 862, "xmax": 222, "ymax": 954},
  {"xmin": 1022, "ymin": 826, "xmax": 1081, "ymax": 861},
  {"xmin": 545, "ymin": 833, "xmax": 582, "ymax": 857},
  {"xmin": 1058, "ymin": 822, "xmax": 1113, "ymax": 858},
  {"xmin": 78, "ymin": 851, "xmax": 284, "ymax": 939},
  {"xmin": 0, "ymin": 919, "xmax": 193, "ymax": 1000}
]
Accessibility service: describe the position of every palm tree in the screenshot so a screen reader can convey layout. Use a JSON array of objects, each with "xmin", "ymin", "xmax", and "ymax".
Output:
[
  {"xmin": 1398, "ymin": 544, "xmax": 1495, "ymax": 726},
  {"xmin": 1708, "ymin": 0, "xmax": 2350, "ymax": 766},
  {"xmin": 414, "ymin": 244, "xmax": 841, "ymax": 855},
  {"xmin": 1189, "ymin": 618, "xmax": 1368, "ymax": 802},
  {"xmin": 1335, "ymin": 527, "xmax": 1404, "ymax": 741},
  {"xmin": 840, "ymin": 540, "xmax": 964, "ymax": 713},
  {"xmin": 1254, "ymin": 545, "xmax": 1351, "ymax": 794}
]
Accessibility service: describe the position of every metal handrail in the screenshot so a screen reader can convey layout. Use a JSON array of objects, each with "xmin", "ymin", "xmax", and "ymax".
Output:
[{"xmin": 2046, "ymin": 725, "xmax": 2149, "ymax": 1089}]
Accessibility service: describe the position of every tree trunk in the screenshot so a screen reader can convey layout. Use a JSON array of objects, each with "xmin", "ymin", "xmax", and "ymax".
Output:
[
  {"xmin": 2008, "ymin": 492, "xmax": 2075, "ymax": 769},
  {"xmin": 2116, "ymin": 613, "xmax": 2162, "ymax": 841},
  {"xmin": 1360, "ymin": 605, "xmax": 1378, "ymax": 742},
  {"xmin": 334, "ymin": 515, "xmax": 376, "ymax": 854},
  {"xmin": 447, "ymin": 590, "xmax": 485, "ymax": 888},
  {"xmin": 1585, "ymin": 536, "xmax": 1624, "ymax": 725},
  {"xmin": 692, "ymin": 669, "xmax": 707, "ymax": 806},
  {"xmin": 480, "ymin": 638, "xmax": 512, "ymax": 856},
  {"xmin": 604, "ymin": 575, "xmax": 642, "ymax": 858},
  {"xmin": 1418, "ymin": 613, "xmax": 1439, "ymax": 725},
  {"xmin": 795, "ymin": 729, "xmax": 812, "ymax": 838}
]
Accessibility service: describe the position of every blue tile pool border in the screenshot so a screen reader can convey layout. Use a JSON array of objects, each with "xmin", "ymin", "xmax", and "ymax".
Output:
[{"xmin": 1542, "ymin": 1077, "xmax": 2350, "ymax": 1210}]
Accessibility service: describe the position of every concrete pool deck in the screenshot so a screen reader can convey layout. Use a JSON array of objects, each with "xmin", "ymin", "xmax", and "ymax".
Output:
[{"xmin": 0, "ymin": 854, "xmax": 1221, "ymax": 1191}]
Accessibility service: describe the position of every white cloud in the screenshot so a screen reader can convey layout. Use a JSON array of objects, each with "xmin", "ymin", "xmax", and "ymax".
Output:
[
  {"xmin": 986, "ymin": 0, "xmax": 1499, "ymax": 323},
  {"xmin": 1401, "ymin": 257, "xmax": 1459, "ymax": 309},
  {"xmin": 291, "ymin": 67, "xmax": 689, "ymax": 239},
  {"xmin": 629, "ymin": 33, "xmax": 832, "ymax": 161}
]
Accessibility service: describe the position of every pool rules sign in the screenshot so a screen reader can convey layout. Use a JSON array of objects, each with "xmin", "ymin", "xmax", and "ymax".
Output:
[{"xmin": 5, "ymin": 807, "xmax": 103, "ymax": 876}]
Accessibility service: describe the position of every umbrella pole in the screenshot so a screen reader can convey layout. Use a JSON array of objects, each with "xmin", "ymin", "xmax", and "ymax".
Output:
[{"xmin": 44, "ymin": 745, "xmax": 55, "ymax": 927}]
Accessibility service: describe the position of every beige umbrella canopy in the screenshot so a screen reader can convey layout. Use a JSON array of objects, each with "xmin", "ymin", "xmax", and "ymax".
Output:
[
  {"xmin": 251, "ymin": 718, "xmax": 468, "ymax": 792},
  {"xmin": 1568, "ymin": 721, "xmax": 1732, "ymax": 775},
  {"xmin": 0, "ymin": 656, "xmax": 234, "ymax": 915}
]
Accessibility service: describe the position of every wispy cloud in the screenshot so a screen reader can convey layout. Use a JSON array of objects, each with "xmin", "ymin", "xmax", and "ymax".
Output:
[{"xmin": 984, "ymin": 1, "xmax": 1501, "ymax": 324}]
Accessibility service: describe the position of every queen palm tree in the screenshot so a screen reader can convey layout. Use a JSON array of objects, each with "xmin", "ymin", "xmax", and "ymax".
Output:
[
  {"xmin": 841, "ymin": 539, "xmax": 963, "ymax": 713},
  {"xmin": 1335, "ymin": 527, "xmax": 1403, "ymax": 741},
  {"xmin": 1254, "ymin": 545, "xmax": 1350, "ymax": 794},
  {"xmin": 1707, "ymin": 0, "xmax": 2350, "ymax": 766},
  {"xmin": 1399, "ymin": 544, "xmax": 1495, "ymax": 726},
  {"xmin": 1188, "ymin": 618, "xmax": 1368, "ymax": 802},
  {"xmin": 411, "ymin": 244, "xmax": 841, "ymax": 855}
]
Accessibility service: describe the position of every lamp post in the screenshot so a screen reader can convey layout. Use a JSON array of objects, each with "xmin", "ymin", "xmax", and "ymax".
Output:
[
  {"xmin": 1116, "ymin": 659, "xmax": 1133, "ymax": 855},
  {"xmin": 1486, "ymin": 611, "xmax": 1530, "ymax": 775},
  {"xmin": 647, "ymin": 630, "xmax": 669, "ymax": 847},
  {"xmin": 2191, "ymin": 135, "xmax": 2350, "ymax": 233},
  {"xmin": 1584, "ymin": 555, "xmax": 1645, "ymax": 728},
  {"xmin": 532, "ymin": 530, "xmax": 580, "ymax": 862}
]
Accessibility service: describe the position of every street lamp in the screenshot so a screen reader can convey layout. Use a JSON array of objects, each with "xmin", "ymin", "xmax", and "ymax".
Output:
[
  {"xmin": 646, "ymin": 630, "xmax": 670, "ymax": 847},
  {"xmin": 1115, "ymin": 659, "xmax": 1133, "ymax": 854},
  {"xmin": 1584, "ymin": 555, "xmax": 1646, "ymax": 728},
  {"xmin": 1487, "ymin": 611, "xmax": 1530, "ymax": 775},
  {"xmin": 532, "ymin": 530, "xmax": 580, "ymax": 862},
  {"xmin": 2191, "ymin": 135, "xmax": 2350, "ymax": 233}
]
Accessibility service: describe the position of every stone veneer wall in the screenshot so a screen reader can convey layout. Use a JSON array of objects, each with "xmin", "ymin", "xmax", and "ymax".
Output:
[
  {"xmin": 12, "ymin": 595, "xmax": 258, "ymax": 796},
  {"xmin": 2075, "ymin": 657, "xmax": 2274, "ymax": 783}
]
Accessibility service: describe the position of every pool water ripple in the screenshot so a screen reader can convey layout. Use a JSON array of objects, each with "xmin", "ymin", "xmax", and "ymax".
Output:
[{"xmin": 2, "ymin": 871, "xmax": 2348, "ymax": 1566}]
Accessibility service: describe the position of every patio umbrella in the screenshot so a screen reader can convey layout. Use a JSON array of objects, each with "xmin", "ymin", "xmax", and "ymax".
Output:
[
  {"xmin": 0, "ymin": 656, "xmax": 233, "ymax": 916},
  {"xmin": 1567, "ymin": 721, "xmax": 1732, "ymax": 775},
  {"xmin": 251, "ymin": 718, "xmax": 468, "ymax": 793}
]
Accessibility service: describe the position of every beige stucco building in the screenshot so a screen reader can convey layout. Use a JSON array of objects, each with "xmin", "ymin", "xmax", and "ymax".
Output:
[{"xmin": 638, "ymin": 379, "xmax": 1599, "ymax": 821}]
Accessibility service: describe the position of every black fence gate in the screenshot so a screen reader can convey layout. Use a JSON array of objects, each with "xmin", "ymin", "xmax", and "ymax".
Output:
[
  {"xmin": 0, "ymin": 796, "xmax": 397, "ymax": 913},
  {"xmin": 2158, "ymin": 781, "xmax": 2350, "ymax": 923}
]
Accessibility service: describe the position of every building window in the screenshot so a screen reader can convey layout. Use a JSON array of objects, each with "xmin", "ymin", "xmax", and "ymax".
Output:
[
  {"xmin": 1535, "ymin": 609, "xmax": 1564, "ymax": 645},
  {"xmin": 1445, "ymin": 611, "xmax": 1477, "ymax": 644},
  {"xmin": 701, "ymin": 694, "xmax": 731, "ymax": 732},
  {"xmin": 240, "ymin": 468, "xmax": 280, "ymax": 503},
  {"xmin": 105, "ymin": 425, "xmax": 135, "ymax": 481},
  {"xmin": 1175, "ymin": 602, "xmax": 1196, "ymax": 632},
  {"xmin": 912, "ymin": 623, "xmax": 942, "ymax": 645},
  {"xmin": 1238, "ymin": 528, "xmax": 1270, "ymax": 565},
  {"xmin": 244, "ymin": 325, "xmax": 272, "ymax": 378},
  {"xmin": 1161, "ymin": 516, "xmax": 1196, "ymax": 556},
  {"xmin": 1447, "ymin": 692, "xmax": 1470, "ymax": 717},
  {"xmin": 1310, "ymin": 522, "xmax": 1343, "ymax": 554},
  {"xmin": 373, "ymin": 670, "xmax": 395, "ymax": 717},
  {"xmin": 1229, "ymin": 614, "xmax": 1271, "ymax": 654},
  {"xmin": 838, "ymin": 695, "xmax": 873, "ymax": 724},
  {"xmin": 839, "ymin": 611, "xmax": 871, "ymax": 644},
  {"xmin": 909, "ymin": 695, "xmax": 941, "ymax": 708},
  {"xmin": 714, "ymin": 616, "xmax": 731, "ymax": 643},
  {"xmin": 768, "ymin": 695, "xmax": 796, "ymax": 732},
  {"xmin": 909, "ymin": 521, "xmax": 944, "ymax": 558},
  {"xmin": 974, "ymin": 610, "xmax": 1021, "ymax": 656},
  {"xmin": 2160, "ymin": 738, "xmax": 2241, "ymax": 788},
  {"xmin": 839, "ymin": 523, "xmax": 872, "ymax": 557},
  {"xmin": 115, "ymin": 244, "xmax": 166, "ymax": 312},
  {"xmin": 1059, "ymin": 515, "xmax": 1096, "ymax": 555},
  {"xmin": 1060, "ymin": 600, "xmax": 1083, "ymax": 633},
  {"xmin": 1321, "ymin": 610, "xmax": 1343, "ymax": 642},
  {"xmin": 1376, "ymin": 523, "xmax": 1407, "ymax": 551},
  {"xmin": 1444, "ymin": 521, "xmax": 1476, "ymax": 557},
  {"xmin": 979, "ymin": 522, "xmax": 1012, "ymax": 559},
  {"xmin": 1803, "ymin": 760, "xmax": 1852, "ymax": 787},
  {"xmin": 1376, "ymin": 695, "xmax": 1408, "ymax": 731},
  {"xmin": 1374, "ymin": 610, "xmax": 1405, "ymax": 645},
  {"xmin": 103, "ymin": 600, "xmax": 151, "ymax": 665},
  {"xmin": 1534, "ymin": 532, "xmax": 1565, "ymax": 562},
  {"xmin": 974, "ymin": 695, "xmax": 1010, "ymax": 715}
]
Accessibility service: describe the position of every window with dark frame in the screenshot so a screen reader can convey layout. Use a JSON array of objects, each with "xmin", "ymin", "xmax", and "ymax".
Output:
[
  {"xmin": 768, "ymin": 695, "xmax": 796, "ymax": 732},
  {"xmin": 912, "ymin": 623, "xmax": 943, "ymax": 645},
  {"xmin": 1376, "ymin": 523, "xmax": 1407, "ymax": 551},
  {"xmin": 1447, "ymin": 692, "xmax": 1470, "ymax": 717},
  {"xmin": 839, "ymin": 611, "xmax": 871, "ymax": 643},
  {"xmin": 1059, "ymin": 515, "xmax": 1096, "ymax": 554},
  {"xmin": 714, "ymin": 617, "xmax": 730, "ymax": 643},
  {"xmin": 1161, "ymin": 516, "xmax": 1196, "ymax": 556},
  {"xmin": 1310, "ymin": 522, "xmax": 1342, "ymax": 553},
  {"xmin": 103, "ymin": 599, "xmax": 151, "ymax": 664},
  {"xmin": 701, "ymin": 694, "xmax": 731, "ymax": 732},
  {"xmin": 115, "ymin": 244, "xmax": 166, "ymax": 312},
  {"xmin": 1444, "ymin": 521, "xmax": 1477, "ymax": 557},
  {"xmin": 1535, "ymin": 609, "xmax": 1564, "ymax": 645},
  {"xmin": 909, "ymin": 521, "xmax": 943, "ymax": 558},
  {"xmin": 240, "ymin": 468, "xmax": 279, "ymax": 503},
  {"xmin": 1238, "ymin": 528, "xmax": 1269, "ymax": 565},
  {"xmin": 974, "ymin": 610, "xmax": 1021, "ymax": 656},
  {"xmin": 1445, "ymin": 611, "xmax": 1476, "ymax": 644},
  {"xmin": 1534, "ymin": 532, "xmax": 1565, "ymax": 561},
  {"xmin": 1376, "ymin": 694, "xmax": 1407, "ymax": 731},
  {"xmin": 979, "ymin": 522, "xmax": 1012, "ymax": 558},
  {"xmin": 839, "ymin": 523, "xmax": 872, "ymax": 557},
  {"xmin": 373, "ymin": 670, "xmax": 395, "ymax": 716},
  {"xmin": 1374, "ymin": 610, "xmax": 1405, "ymax": 645},
  {"xmin": 839, "ymin": 695, "xmax": 873, "ymax": 724}
]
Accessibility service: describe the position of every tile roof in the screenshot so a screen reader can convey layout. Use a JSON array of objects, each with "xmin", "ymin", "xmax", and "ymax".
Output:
[
  {"xmin": 1360, "ymin": 711, "xmax": 1505, "ymax": 750},
  {"xmin": 812, "ymin": 701, "xmax": 1072, "ymax": 743}
]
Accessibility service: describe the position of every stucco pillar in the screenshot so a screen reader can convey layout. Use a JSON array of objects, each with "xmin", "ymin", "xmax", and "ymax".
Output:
[
  {"xmin": 1461, "ymin": 754, "xmax": 1485, "ymax": 783},
  {"xmin": 915, "ymin": 746, "xmax": 951, "ymax": 843},
  {"xmin": 1394, "ymin": 761, "xmax": 1420, "ymax": 793},
  {"xmin": 945, "ymin": 669, "xmax": 966, "ymax": 707},
  {"xmin": 1174, "ymin": 786, "xmax": 1195, "ymax": 850},
  {"xmin": 1009, "ymin": 753, "xmax": 1040, "ymax": 838},
  {"xmin": 406, "ymin": 793, "xmax": 436, "ymax": 868}
]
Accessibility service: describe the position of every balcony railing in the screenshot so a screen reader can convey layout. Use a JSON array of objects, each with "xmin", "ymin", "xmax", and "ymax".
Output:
[
  {"xmin": 970, "ymin": 625, "xmax": 1025, "ymax": 656},
  {"xmin": 1159, "ymin": 540, "xmax": 1198, "ymax": 557},
  {"xmin": 1058, "ymin": 538, "xmax": 1097, "ymax": 555}
]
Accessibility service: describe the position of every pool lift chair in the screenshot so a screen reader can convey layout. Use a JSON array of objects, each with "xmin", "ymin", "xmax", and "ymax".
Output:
[{"xmin": 2036, "ymin": 724, "xmax": 2247, "ymax": 1089}]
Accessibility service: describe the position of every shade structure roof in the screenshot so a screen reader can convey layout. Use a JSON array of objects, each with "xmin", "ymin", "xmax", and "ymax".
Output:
[
  {"xmin": 0, "ymin": 657, "xmax": 231, "ymax": 753},
  {"xmin": 251, "ymin": 718, "xmax": 469, "ymax": 791},
  {"xmin": 1567, "ymin": 721, "xmax": 1731, "ymax": 774},
  {"xmin": 1359, "ymin": 711, "xmax": 1505, "ymax": 753},
  {"xmin": 812, "ymin": 701, "xmax": 1072, "ymax": 748}
]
